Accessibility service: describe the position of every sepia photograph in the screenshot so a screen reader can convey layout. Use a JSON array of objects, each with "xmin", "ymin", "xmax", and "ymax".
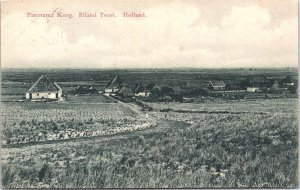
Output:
[{"xmin": 1, "ymin": 0, "xmax": 298, "ymax": 188}]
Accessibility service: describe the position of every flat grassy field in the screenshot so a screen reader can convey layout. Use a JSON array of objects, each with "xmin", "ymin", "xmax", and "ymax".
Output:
[
  {"xmin": 1, "ymin": 98, "xmax": 298, "ymax": 188},
  {"xmin": 147, "ymin": 98, "xmax": 297, "ymax": 113}
]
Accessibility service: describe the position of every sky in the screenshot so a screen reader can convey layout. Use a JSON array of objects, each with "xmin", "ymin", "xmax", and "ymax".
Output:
[{"xmin": 1, "ymin": 0, "xmax": 298, "ymax": 68}]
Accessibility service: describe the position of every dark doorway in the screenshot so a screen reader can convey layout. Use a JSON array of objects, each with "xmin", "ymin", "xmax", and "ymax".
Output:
[
  {"xmin": 56, "ymin": 93, "xmax": 58, "ymax": 98},
  {"xmin": 29, "ymin": 93, "xmax": 32, "ymax": 99}
]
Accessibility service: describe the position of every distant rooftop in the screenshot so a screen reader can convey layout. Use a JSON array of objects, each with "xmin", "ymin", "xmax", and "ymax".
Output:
[
  {"xmin": 133, "ymin": 83, "xmax": 147, "ymax": 93},
  {"xmin": 209, "ymin": 80, "xmax": 226, "ymax": 87},
  {"xmin": 106, "ymin": 75, "xmax": 123, "ymax": 88}
]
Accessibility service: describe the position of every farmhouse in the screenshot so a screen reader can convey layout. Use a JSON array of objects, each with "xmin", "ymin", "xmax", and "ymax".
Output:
[
  {"xmin": 117, "ymin": 85, "xmax": 134, "ymax": 98},
  {"xmin": 133, "ymin": 83, "xmax": 150, "ymax": 97},
  {"xmin": 104, "ymin": 75, "xmax": 123, "ymax": 93},
  {"xmin": 207, "ymin": 80, "xmax": 226, "ymax": 91},
  {"xmin": 25, "ymin": 75, "xmax": 62, "ymax": 100}
]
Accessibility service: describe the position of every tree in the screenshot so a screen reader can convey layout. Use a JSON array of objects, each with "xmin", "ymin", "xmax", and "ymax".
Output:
[
  {"xmin": 151, "ymin": 86, "xmax": 161, "ymax": 97},
  {"xmin": 146, "ymin": 83, "xmax": 155, "ymax": 90},
  {"xmin": 160, "ymin": 86, "xmax": 174, "ymax": 96}
]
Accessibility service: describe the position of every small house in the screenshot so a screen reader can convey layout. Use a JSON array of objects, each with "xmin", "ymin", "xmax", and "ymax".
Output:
[
  {"xmin": 104, "ymin": 75, "xmax": 123, "ymax": 93},
  {"xmin": 207, "ymin": 80, "xmax": 226, "ymax": 91},
  {"xmin": 133, "ymin": 83, "xmax": 150, "ymax": 97},
  {"xmin": 25, "ymin": 75, "xmax": 62, "ymax": 100}
]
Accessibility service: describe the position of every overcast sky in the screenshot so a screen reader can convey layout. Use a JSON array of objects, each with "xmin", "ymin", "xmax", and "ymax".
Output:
[{"xmin": 1, "ymin": 0, "xmax": 298, "ymax": 68}]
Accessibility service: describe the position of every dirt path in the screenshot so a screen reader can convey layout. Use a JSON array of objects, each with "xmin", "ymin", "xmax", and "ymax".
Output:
[{"xmin": 105, "ymin": 95, "xmax": 151, "ymax": 120}]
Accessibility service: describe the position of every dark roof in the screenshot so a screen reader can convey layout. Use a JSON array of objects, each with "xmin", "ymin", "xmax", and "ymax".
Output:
[
  {"xmin": 27, "ymin": 75, "xmax": 62, "ymax": 92},
  {"xmin": 117, "ymin": 86, "xmax": 134, "ymax": 97},
  {"xmin": 106, "ymin": 75, "xmax": 123, "ymax": 89},
  {"xmin": 208, "ymin": 80, "xmax": 226, "ymax": 87},
  {"xmin": 74, "ymin": 85, "xmax": 98, "ymax": 94},
  {"xmin": 146, "ymin": 83, "xmax": 155, "ymax": 90},
  {"xmin": 133, "ymin": 83, "xmax": 147, "ymax": 93}
]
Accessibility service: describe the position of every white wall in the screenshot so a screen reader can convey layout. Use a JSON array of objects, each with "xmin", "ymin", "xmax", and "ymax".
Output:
[
  {"xmin": 213, "ymin": 86, "xmax": 225, "ymax": 90},
  {"xmin": 105, "ymin": 88, "xmax": 119, "ymax": 93},
  {"xmin": 104, "ymin": 89, "xmax": 113, "ymax": 93},
  {"xmin": 247, "ymin": 87, "xmax": 259, "ymax": 92},
  {"xmin": 26, "ymin": 91, "xmax": 62, "ymax": 99},
  {"xmin": 135, "ymin": 92, "xmax": 149, "ymax": 97}
]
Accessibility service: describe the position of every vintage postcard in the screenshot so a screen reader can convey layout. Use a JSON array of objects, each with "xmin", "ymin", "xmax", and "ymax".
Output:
[{"xmin": 1, "ymin": 0, "xmax": 298, "ymax": 188}]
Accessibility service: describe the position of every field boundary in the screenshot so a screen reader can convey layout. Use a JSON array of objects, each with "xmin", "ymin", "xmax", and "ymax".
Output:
[{"xmin": 2, "ymin": 122, "xmax": 156, "ymax": 148}]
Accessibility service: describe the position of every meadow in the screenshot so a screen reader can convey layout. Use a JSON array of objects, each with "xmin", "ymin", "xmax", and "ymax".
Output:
[
  {"xmin": 1, "ymin": 98, "xmax": 298, "ymax": 188},
  {"xmin": 147, "ymin": 98, "xmax": 297, "ymax": 114},
  {"xmin": 1, "ymin": 68, "xmax": 298, "ymax": 188}
]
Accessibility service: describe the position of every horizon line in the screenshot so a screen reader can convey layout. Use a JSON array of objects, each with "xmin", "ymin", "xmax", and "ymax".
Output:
[{"xmin": 1, "ymin": 66, "xmax": 298, "ymax": 70}]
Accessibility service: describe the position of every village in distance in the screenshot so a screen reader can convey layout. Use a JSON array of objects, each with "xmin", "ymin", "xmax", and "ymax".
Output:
[{"xmin": 1, "ymin": 67, "xmax": 298, "ymax": 188}]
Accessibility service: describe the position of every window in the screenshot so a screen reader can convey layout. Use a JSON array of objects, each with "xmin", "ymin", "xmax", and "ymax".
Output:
[
  {"xmin": 48, "ymin": 93, "xmax": 51, "ymax": 95},
  {"xmin": 37, "ymin": 94, "xmax": 39, "ymax": 96}
]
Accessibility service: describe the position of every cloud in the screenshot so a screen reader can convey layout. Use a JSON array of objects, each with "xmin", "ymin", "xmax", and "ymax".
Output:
[
  {"xmin": 1, "ymin": 1, "xmax": 297, "ymax": 68},
  {"xmin": 217, "ymin": 6, "xmax": 297, "ymax": 67}
]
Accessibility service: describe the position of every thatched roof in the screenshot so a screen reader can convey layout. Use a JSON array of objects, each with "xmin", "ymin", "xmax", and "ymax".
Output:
[
  {"xmin": 27, "ymin": 75, "xmax": 61, "ymax": 92},
  {"xmin": 117, "ymin": 86, "xmax": 134, "ymax": 97},
  {"xmin": 133, "ymin": 83, "xmax": 147, "ymax": 93},
  {"xmin": 106, "ymin": 75, "xmax": 123, "ymax": 89},
  {"xmin": 208, "ymin": 80, "xmax": 226, "ymax": 87}
]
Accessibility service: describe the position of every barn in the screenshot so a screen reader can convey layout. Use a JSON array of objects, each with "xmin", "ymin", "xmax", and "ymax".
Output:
[
  {"xmin": 25, "ymin": 75, "xmax": 62, "ymax": 100},
  {"xmin": 207, "ymin": 80, "xmax": 226, "ymax": 91},
  {"xmin": 104, "ymin": 75, "xmax": 123, "ymax": 93}
]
